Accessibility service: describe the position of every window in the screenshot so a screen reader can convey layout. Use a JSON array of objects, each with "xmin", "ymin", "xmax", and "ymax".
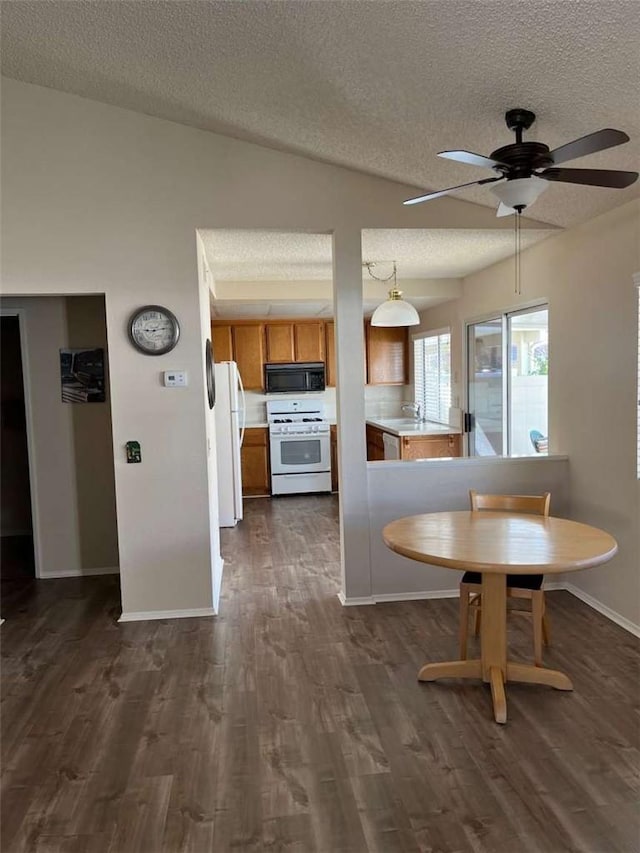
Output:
[{"xmin": 413, "ymin": 330, "xmax": 451, "ymax": 423}]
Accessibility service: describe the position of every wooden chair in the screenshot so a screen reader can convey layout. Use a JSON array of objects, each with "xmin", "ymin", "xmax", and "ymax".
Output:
[{"xmin": 459, "ymin": 489, "xmax": 552, "ymax": 666}]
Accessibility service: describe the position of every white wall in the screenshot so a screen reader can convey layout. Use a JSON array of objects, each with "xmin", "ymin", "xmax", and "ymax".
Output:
[
  {"xmin": 364, "ymin": 455, "xmax": 570, "ymax": 601},
  {"xmin": 66, "ymin": 296, "xmax": 119, "ymax": 571},
  {"xmin": 3, "ymin": 79, "xmax": 531, "ymax": 618},
  {"xmin": 418, "ymin": 200, "xmax": 640, "ymax": 628},
  {"xmin": 3, "ymin": 78, "xmax": 633, "ymax": 626}
]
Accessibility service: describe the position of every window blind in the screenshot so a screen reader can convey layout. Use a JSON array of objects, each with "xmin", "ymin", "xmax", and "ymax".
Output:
[{"xmin": 414, "ymin": 332, "xmax": 451, "ymax": 422}]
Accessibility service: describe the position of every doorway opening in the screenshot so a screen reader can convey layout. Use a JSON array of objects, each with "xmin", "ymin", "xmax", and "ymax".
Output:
[{"xmin": 0, "ymin": 315, "xmax": 35, "ymax": 581}]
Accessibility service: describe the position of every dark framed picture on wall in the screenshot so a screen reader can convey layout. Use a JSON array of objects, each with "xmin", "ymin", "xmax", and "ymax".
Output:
[{"xmin": 60, "ymin": 348, "xmax": 106, "ymax": 403}]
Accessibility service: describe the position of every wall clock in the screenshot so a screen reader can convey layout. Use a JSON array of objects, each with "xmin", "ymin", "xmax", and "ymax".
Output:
[
  {"xmin": 205, "ymin": 339, "xmax": 215, "ymax": 409},
  {"xmin": 128, "ymin": 305, "xmax": 180, "ymax": 355}
]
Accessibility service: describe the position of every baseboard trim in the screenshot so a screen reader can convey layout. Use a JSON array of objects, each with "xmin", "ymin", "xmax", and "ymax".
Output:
[
  {"xmin": 338, "ymin": 589, "xmax": 459, "ymax": 606},
  {"xmin": 337, "ymin": 592, "xmax": 375, "ymax": 606},
  {"xmin": 562, "ymin": 581, "xmax": 640, "ymax": 638},
  {"xmin": 39, "ymin": 566, "xmax": 120, "ymax": 579},
  {"xmin": 118, "ymin": 607, "xmax": 216, "ymax": 623},
  {"xmin": 338, "ymin": 583, "xmax": 640, "ymax": 636}
]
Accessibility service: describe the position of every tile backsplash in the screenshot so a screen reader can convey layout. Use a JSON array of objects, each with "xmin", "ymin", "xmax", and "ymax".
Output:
[{"xmin": 244, "ymin": 385, "xmax": 411, "ymax": 425}]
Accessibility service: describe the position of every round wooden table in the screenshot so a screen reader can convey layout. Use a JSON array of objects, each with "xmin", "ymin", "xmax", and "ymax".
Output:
[{"xmin": 382, "ymin": 511, "xmax": 618, "ymax": 723}]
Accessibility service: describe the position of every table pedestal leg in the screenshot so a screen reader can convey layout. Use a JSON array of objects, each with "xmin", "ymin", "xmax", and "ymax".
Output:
[
  {"xmin": 480, "ymin": 572, "xmax": 508, "ymax": 722},
  {"xmin": 416, "ymin": 570, "xmax": 573, "ymax": 723}
]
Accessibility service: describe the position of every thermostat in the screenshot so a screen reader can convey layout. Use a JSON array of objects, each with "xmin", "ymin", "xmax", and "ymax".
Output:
[{"xmin": 163, "ymin": 370, "xmax": 188, "ymax": 387}]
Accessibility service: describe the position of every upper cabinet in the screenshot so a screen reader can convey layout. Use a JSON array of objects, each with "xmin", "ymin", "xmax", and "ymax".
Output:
[
  {"xmin": 211, "ymin": 324, "xmax": 233, "ymax": 363},
  {"xmin": 265, "ymin": 324, "xmax": 295, "ymax": 362},
  {"xmin": 212, "ymin": 317, "xmax": 408, "ymax": 390},
  {"xmin": 294, "ymin": 321, "xmax": 325, "ymax": 362},
  {"xmin": 325, "ymin": 321, "xmax": 336, "ymax": 387},
  {"xmin": 231, "ymin": 324, "xmax": 266, "ymax": 390},
  {"xmin": 366, "ymin": 322, "xmax": 408, "ymax": 385},
  {"xmin": 265, "ymin": 321, "xmax": 325, "ymax": 363}
]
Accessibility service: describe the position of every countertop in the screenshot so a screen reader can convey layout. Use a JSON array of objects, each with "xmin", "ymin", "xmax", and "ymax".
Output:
[{"xmin": 366, "ymin": 418, "xmax": 462, "ymax": 437}]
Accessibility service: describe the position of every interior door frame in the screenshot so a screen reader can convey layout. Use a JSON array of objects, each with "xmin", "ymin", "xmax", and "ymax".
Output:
[
  {"xmin": 464, "ymin": 299, "xmax": 549, "ymax": 457},
  {"xmin": 0, "ymin": 307, "xmax": 42, "ymax": 578}
]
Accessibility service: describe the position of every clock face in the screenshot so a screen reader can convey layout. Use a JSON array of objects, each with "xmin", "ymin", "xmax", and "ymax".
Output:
[{"xmin": 128, "ymin": 306, "xmax": 180, "ymax": 355}]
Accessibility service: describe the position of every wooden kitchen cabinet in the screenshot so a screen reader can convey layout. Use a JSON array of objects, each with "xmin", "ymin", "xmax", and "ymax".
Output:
[
  {"xmin": 265, "ymin": 323, "xmax": 295, "ymax": 362},
  {"xmin": 241, "ymin": 427, "xmax": 270, "ymax": 496},
  {"xmin": 260, "ymin": 319, "xmax": 325, "ymax": 365},
  {"xmin": 366, "ymin": 323, "xmax": 408, "ymax": 385},
  {"xmin": 294, "ymin": 321, "xmax": 325, "ymax": 362},
  {"xmin": 325, "ymin": 321, "xmax": 336, "ymax": 387},
  {"xmin": 211, "ymin": 324, "xmax": 233, "ymax": 363},
  {"xmin": 232, "ymin": 324, "xmax": 266, "ymax": 390},
  {"xmin": 400, "ymin": 433, "xmax": 461, "ymax": 460},
  {"xmin": 330, "ymin": 424, "xmax": 339, "ymax": 492},
  {"xmin": 366, "ymin": 424, "xmax": 386, "ymax": 461}
]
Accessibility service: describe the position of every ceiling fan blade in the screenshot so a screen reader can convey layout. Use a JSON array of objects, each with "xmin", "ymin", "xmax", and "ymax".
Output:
[
  {"xmin": 403, "ymin": 176, "xmax": 503, "ymax": 206},
  {"xmin": 496, "ymin": 202, "xmax": 515, "ymax": 217},
  {"xmin": 539, "ymin": 168, "xmax": 639, "ymax": 188},
  {"xmin": 548, "ymin": 128, "xmax": 630, "ymax": 165},
  {"xmin": 439, "ymin": 150, "xmax": 507, "ymax": 169}
]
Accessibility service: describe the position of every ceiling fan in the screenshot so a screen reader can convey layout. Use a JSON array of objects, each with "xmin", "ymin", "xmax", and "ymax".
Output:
[{"xmin": 404, "ymin": 108, "xmax": 639, "ymax": 216}]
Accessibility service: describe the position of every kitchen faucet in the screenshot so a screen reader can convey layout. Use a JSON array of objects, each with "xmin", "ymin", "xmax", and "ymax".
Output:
[{"xmin": 401, "ymin": 402, "xmax": 425, "ymax": 422}]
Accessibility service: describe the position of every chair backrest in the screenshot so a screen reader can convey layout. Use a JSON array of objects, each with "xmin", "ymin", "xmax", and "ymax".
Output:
[{"xmin": 469, "ymin": 489, "xmax": 550, "ymax": 516}]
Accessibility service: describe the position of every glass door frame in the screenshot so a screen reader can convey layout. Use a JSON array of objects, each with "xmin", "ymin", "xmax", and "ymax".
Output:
[{"xmin": 464, "ymin": 300, "xmax": 548, "ymax": 457}]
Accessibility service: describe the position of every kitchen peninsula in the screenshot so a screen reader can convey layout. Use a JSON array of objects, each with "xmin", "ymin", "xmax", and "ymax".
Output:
[{"xmin": 366, "ymin": 418, "xmax": 462, "ymax": 461}]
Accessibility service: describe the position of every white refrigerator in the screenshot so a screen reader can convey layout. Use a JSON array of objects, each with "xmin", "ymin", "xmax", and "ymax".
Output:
[{"xmin": 214, "ymin": 361, "xmax": 246, "ymax": 527}]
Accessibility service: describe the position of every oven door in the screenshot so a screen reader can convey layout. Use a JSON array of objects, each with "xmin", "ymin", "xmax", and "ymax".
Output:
[{"xmin": 269, "ymin": 432, "xmax": 330, "ymax": 475}]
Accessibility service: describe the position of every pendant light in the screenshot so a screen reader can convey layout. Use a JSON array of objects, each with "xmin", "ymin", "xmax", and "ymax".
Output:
[{"xmin": 366, "ymin": 261, "xmax": 420, "ymax": 327}]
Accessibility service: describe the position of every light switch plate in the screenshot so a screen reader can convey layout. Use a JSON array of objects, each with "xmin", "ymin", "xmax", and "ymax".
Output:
[{"xmin": 163, "ymin": 370, "xmax": 188, "ymax": 387}]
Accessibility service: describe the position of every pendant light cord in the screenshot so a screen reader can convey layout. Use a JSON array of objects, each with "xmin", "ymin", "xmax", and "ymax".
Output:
[{"xmin": 364, "ymin": 260, "xmax": 397, "ymax": 287}]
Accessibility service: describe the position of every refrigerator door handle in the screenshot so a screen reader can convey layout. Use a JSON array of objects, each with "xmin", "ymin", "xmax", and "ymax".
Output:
[{"xmin": 237, "ymin": 367, "xmax": 246, "ymax": 447}]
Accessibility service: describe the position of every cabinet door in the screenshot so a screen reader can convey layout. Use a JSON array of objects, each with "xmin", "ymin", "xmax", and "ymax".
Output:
[
  {"xmin": 401, "ymin": 434, "xmax": 461, "ymax": 460},
  {"xmin": 294, "ymin": 322, "xmax": 325, "ymax": 362},
  {"xmin": 211, "ymin": 324, "xmax": 233, "ymax": 363},
  {"xmin": 325, "ymin": 322, "xmax": 336, "ymax": 387},
  {"xmin": 266, "ymin": 323, "xmax": 295, "ymax": 362},
  {"xmin": 241, "ymin": 428, "xmax": 270, "ymax": 496},
  {"xmin": 232, "ymin": 324, "xmax": 266, "ymax": 390},
  {"xmin": 366, "ymin": 425, "xmax": 386, "ymax": 461},
  {"xmin": 366, "ymin": 323, "xmax": 408, "ymax": 385},
  {"xmin": 330, "ymin": 424, "xmax": 338, "ymax": 492}
]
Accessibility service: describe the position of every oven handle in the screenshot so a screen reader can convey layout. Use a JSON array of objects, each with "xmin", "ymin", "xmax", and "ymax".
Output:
[{"xmin": 269, "ymin": 432, "xmax": 330, "ymax": 441}]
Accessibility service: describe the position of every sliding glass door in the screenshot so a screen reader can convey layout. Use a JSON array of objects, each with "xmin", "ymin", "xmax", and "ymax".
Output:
[
  {"xmin": 467, "ymin": 319, "xmax": 504, "ymax": 456},
  {"xmin": 467, "ymin": 306, "xmax": 548, "ymax": 456}
]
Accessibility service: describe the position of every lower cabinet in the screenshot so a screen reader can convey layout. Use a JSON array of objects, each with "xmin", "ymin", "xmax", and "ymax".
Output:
[
  {"xmin": 330, "ymin": 425, "xmax": 339, "ymax": 492},
  {"xmin": 366, "ymin": 425, "xmax": 461, "ymax": 461},
  {"xmin": 366, "ymin": 425, "xmax": 386, "ymax": 461},
  {"xmin": 241, "ymin": 427, "xmax": 270, "ymax": 496},
  {"xmin": 400, "ymin": 433, "xmax": 462, "ymax": 460}
]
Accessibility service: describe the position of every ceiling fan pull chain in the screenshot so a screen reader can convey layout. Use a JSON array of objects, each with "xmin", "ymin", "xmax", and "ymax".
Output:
[{"xmin": 514, "ymin": 211, "xmax": 522, "ymax": 295}]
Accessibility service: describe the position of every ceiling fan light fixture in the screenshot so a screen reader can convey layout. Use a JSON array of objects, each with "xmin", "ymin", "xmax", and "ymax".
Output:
[{"xmin": 490, "ymin": 176, "xmax": 548, "ymax": 211}]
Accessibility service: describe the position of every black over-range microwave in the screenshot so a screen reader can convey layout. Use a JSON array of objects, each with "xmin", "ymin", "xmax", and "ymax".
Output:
[{"xmin": 264, "ymin": 362, "xmax": 326, "ymax": 394}]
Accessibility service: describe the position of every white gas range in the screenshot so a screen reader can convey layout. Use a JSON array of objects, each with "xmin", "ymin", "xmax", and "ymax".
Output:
[{"xmin": 266, "ymin": 399, "xmax": 332, "ymax": 495}]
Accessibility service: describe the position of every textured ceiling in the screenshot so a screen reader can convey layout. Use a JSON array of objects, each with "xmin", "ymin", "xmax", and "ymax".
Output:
[
  {"xmin": 200, "ymin": 228, "xmax": 555, "ymax": 280},
  {"xmin": 2, "ymin": 1, "xmax": 639, "ymax": 229},
  {"xmin": 202, "ymin": 227, "xmax": 555, "ymax": 318}
]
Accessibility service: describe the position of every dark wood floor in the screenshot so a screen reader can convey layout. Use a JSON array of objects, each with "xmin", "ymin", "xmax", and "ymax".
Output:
[{"xmin": 1, "ymin": 495, "xmax": 639, "ymax": 852}]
